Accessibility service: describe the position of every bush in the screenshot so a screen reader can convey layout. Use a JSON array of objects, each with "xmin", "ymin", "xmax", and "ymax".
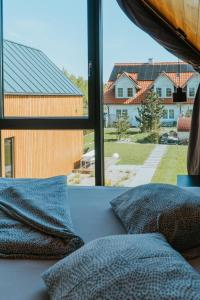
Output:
[{"xmin": 138, "ymin": 131, "xmax": 160, "ymax": 144}]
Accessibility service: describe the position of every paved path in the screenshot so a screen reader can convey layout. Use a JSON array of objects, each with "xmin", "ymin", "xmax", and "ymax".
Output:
[{"xmin": 124, "ymin": 144, "xmax": 168, "ymax": 187}]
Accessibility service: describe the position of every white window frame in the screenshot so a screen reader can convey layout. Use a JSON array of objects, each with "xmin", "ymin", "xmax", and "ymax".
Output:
[
  {"xmin": 169, "ymin": 109, "xmax": 174, "ymax": 119},
  {"xmin": 117, "ymin": 88, "xmax": 123, "ymax": 98},
  {"xmin": 163, "ymin": 109, "xmax": 168, "ymax": 119},
  {"xmin": 156, "ymin": 87, "xmax": 162, "ymax": 98},
  {"xmin": 127, "ymin": 88, "xmax": 133, "ymax": 98},
  {"xmin": 166, "ymin": 88, "xmax": 172, "ymax": 98},
  {"xmin": 122, "ymin": 109, "xmax": 128, "ymax": 117},
  {"xmin": 188, "ymin": 87, "xmax": 195, "ymax": 98}
]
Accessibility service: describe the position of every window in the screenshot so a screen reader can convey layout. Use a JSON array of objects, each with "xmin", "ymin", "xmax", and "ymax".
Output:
[
  {"xmin": 116, "ymin": 109, "xmax": 121, "ymax": 119},
  {"xmin": 156, "ymin": 88, "xmax": 162, "ymax": 97},
  {"xmin": 189, "ymin": 87, "xmax": 195, "ymax": 97},
  {"xmin": 163, "ymin": 109, "xmax": 168, "ymax": 119},
  {"xmin": 169, "ymin": 109, "xmax": 174, "ymax": 119},
  {"xmin": 127, "ymin": 88, "xmax": 133, "ymax": 97},
  {"xmin": 4, "ymin": 137, "xmax": 14, "ymax": 178},
  {"xmin": 2, "ymin": 0, "xmax": 102, "ymax": 185},
  {"xmin": 166, "ymin": 88, "xmax": 172, "ymax": 97},
  {"xmin": 122, "ymin": 109, "xmax": 128, "ymax": 117},
  {"xmin": 117, "ymin": 88, "xmax": 123, "ymax": 98}
]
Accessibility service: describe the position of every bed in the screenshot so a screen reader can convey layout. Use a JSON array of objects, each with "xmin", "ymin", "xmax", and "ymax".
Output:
[{"xmin": 0, "ymin": 185, "xmax": 200, "ymax": 300}]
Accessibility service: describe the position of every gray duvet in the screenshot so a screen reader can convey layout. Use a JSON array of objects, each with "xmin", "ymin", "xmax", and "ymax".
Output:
[{"xmin": 0, "ymin": 176, "xmax": 83, "ymax": 259}]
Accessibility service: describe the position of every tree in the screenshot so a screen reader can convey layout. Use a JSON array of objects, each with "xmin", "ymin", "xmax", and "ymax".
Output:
[
  {"xmin": 62, "ymin": 68, "xmax": 88, "ymax": 115},
  {"xmin": 115, "ymin": 115, "xmax": 130, "ymax": 140},
  {"xmin": 136, "ymin": 91, "xmax": 164, "ymax": 132}
]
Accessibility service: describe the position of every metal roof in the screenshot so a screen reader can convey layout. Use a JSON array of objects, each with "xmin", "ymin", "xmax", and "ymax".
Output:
[
  {"xmin": 3, "ymin": 40, "xmax": 82, "ymax": 96},
  {"xmin": 109, "ymin": 63, "xmax": 195, "ymax": 81}
]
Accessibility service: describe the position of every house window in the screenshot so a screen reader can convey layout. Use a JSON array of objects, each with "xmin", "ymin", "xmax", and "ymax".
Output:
[
  {"xmin": 156, "ymin": 87, "xmax": 162, "ymax": 97},
  {"xmin": 189, "ymin": 87, "xmax": 195, "ymax": 97},
  {"xmin": 5, "ymin": 137, "xmax": 14, "ymax": 178},
  {"xmin": 169, "ymin": 109, "xmax": 174, "ymax": 119},
  {"xmin": 163, "ymin": 109, "xmax": 168, "ymax": 119},
  {"xmin": 166, "ymin": 88, "xmax": 172, "ymax": 97},
  {"xmin": 122, "ymin": 109, "xmax": 128, "ymax": 117},
  {"xmin": 127, "ymin": 88, "xmax": 133, "ymax": 98},
  {"xmin": 117, "ymin": 88, "xmax": 123, "ymax": 98},
  {"xmin": 116, "ymin": 109, "xmax": 121, "ymax": 119}
]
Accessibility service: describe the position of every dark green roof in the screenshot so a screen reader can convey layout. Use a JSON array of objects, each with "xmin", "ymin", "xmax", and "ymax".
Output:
[{"xmin": 4, "ymin": 40, "xmax": 82, "ymax": 96}]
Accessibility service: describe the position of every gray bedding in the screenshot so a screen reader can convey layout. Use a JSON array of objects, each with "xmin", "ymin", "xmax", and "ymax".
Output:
[
  {"xmin": 0, "ymin": 186, "xmax": 199, "ymax": 300},
  {"xmin": 0, "ymin": 176, "xmax": 83, "ymax": 259}
]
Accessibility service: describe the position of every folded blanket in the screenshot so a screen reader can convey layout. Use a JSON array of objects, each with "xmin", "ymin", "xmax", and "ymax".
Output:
[{"xmin": 0, "ymin": 176, "xmax": 83, "ymax": 259}]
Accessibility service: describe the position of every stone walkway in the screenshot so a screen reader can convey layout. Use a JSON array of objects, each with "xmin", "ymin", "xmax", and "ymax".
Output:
[{"xmin": 124, "ymin": 144, "xmax": 168, "ymax": 187}]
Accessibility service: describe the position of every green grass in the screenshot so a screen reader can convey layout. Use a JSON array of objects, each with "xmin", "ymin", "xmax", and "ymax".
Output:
[
  {"xmin": 83, "ymin": 131, "xmax": 155, "ymax": 164},
  {"xmin": 105, "ymin": 142, "xmax": 154, "ymax": 165},
  {"xmin": 151, "ymin": 145, "xmax": 187, "ymax": 185}
]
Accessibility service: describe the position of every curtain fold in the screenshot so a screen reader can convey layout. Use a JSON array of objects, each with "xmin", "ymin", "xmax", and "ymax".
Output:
[
  {"xmin": 116, "ymin": 0, "xmax": 200, "ymax": 72},
  {"xmin": 187, "ymin": 85, "xmax": 200, "ymax": 175}
]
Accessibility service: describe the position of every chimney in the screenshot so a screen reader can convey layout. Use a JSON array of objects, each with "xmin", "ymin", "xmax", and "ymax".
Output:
[{"xmin": 148, "ymin": 58, "xmax": 153, "ymax": 64}]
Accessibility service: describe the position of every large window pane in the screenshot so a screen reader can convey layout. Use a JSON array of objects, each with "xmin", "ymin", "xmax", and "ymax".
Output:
[
  {"xmin": 3, "ymin": 0, "xmax": 88, "ymax": 117},
  {"xmin": 1, "ymin": 130, "xmax": 95, "ymax": 186},
  {"xmin": 103, "ymin": 0, "xmax": 195, "ymax": 187}
]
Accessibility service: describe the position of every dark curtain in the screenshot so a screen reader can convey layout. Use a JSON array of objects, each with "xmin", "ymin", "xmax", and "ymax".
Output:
[
  {"xmin": 116, "ymin": 0, "xmax": 200, "ymax": 174},
  {"xmin": 116, "ymin": 0, "xmax": 200, "ymax": 71}
]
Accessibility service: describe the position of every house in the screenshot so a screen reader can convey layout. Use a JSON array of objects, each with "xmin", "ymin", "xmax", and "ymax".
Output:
[
  {"xmin": 177, "ymin": 117, "xmax": 191, "ymax": 141},
  {"xmin": 1, "ymin": 40, "xmax": 83, "ymax": 178},
  {"xmin": 104, "ymin": 60, "xmax": 198, "ymax": 127}
]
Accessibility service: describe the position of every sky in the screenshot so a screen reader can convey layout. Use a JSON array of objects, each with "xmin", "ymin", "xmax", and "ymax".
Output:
[{"xmin": 4, "ymin": 0, "xmax": 177, "ymax": 82}]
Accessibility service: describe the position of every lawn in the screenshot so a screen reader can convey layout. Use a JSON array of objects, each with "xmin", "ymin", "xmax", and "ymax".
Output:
[
  {"xmin": 105, "ymin": 142, "xmax": 155, "ymax": 165},
  {"xmin": 151, "ymin": 145, "xmax": 187, "ymax": 185},
  {"xmin": 84, "ymin": 131, "xmax": 155, "ymax": 165}
]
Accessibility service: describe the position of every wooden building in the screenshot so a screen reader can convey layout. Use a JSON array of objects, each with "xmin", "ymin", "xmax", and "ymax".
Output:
[{"xmin": 1, "ymin": 40, "xmax": 83, "ymax": 178}]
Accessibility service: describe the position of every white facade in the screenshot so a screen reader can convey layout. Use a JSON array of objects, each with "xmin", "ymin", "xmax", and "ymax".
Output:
[
  {"xmin": 115, "ymin": 75, "xmax": 136, "ymax": 98},
  {"xmin": 153, "ymin": 74, "xmax": 174, "ymax": 98},
  {"xmin": 106, "ymin": 103, "xmax": 193, "ymax": 127},
  {"xmin": 187, "ymin": 74, "xmax": 200, "ymax": 98},
  {"xmin": 105, "ymin": 72, "xmax": 197, "ymax": 127}
]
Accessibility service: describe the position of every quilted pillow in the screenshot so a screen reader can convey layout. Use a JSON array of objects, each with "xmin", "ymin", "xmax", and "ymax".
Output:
[
  {"xmin": 42, "ymin": 233, "xmax": 200, "ymax": 300},
  {"xmin": 110, "ymin": 183, "xmax": 200, "ymax": 251}
]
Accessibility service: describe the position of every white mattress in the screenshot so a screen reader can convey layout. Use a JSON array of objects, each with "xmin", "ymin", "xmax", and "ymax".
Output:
[{"xmin": 0, "ymin": 186, "xmax": 199, "ymax": 300}]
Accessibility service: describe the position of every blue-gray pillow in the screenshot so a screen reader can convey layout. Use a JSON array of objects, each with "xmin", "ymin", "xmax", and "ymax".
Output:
[
  {"xmin": 110, "ymin": 183, "xmax": 200, "ymax": 251},
  {"xmin": 42, "ymin": 233, "xmax": 200, "ymax": 300}
]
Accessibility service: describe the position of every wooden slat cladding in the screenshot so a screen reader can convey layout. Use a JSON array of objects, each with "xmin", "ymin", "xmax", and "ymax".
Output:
[
  {"xmin": 1, "ymin": 95, "xmax": 84, "ymax": 178},
  {"xmin": 146, "ymin": 0, "xmax": 200, "ymax": 52},
  {"xmin": 4, "ymin": 95, "xmax": 83, "ymax": 117}
]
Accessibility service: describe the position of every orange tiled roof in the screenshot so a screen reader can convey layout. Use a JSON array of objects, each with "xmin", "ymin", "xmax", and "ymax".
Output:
[
  {"xmin": 166, "ymin": 72, "xmax": 194, "ymax": 87},
  {"xmin": 177, "ymin": 117, "xmax": 191, "ymax": 132},
  {"xmin": 104, "ymin": 65, "xmax": 195, "ymax": 105}
]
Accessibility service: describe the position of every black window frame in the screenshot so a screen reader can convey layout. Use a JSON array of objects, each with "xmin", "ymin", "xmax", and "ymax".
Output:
[{"xmin": 0, "ymin": 0, "xmax": 105, "ymax": 185}]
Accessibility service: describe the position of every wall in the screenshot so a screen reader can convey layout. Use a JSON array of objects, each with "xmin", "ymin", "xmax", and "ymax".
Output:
[
  {"xmin": 153, "ymin": 75, "xmax": 174, "ymax": 97},
  {"xmin": 107, "ymin": 103, "xmax": 194, "ymax": 127},
  {"xmin": 187, "ymin": 74, "xmax": 200, "ymax": 98},
  {"xmin": 1, "ymin": 94, "xmax": 83, "ymax": 178},
  {"xmin": 115, "ymin": 76, "xmax": 136, "ymax": 98}
]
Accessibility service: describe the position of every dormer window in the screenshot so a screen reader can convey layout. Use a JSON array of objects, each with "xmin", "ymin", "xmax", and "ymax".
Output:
[
  {"xmin": 127, "ymin": 88, "xmax": 133, "ymax": 98},
  {"xmin": 166, "ymin": 88, "xmax": 172, "ymax": 97},
  {"xmin": 117, "ymin": 88, "xmax": 123, "ymax": 98},
  {"xmin": 156, "ymin": 87, "xmax": 162, "ymax": 97},
  {"xmin": 189, "ymin": 87, "xmax": 195, "ymax": 97}
]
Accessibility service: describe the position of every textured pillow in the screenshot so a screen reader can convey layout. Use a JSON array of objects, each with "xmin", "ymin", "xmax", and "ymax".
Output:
[
  {"xmin": 42, "ymin": 233, "xmax": 200, "ymax": 300},
  {"xmin": 110, "ymin": 183, "xmax": 200, "ymax": 251}
]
